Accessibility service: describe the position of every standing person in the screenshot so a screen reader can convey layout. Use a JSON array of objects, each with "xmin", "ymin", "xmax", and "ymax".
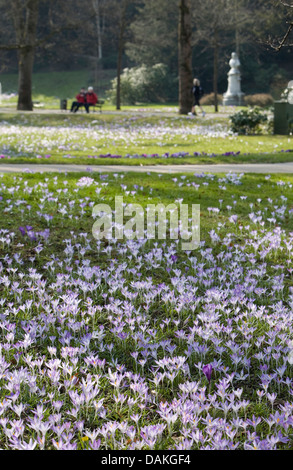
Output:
[
  {"xmin": 189, "ymin": 78, "xmax": 205, "ymax": 117},
  {"xmin": 70, "ymin": 87, "xmax": 87, "ymax": 113},
  {"xmin": 85, "ymin": 86, "xmax": 98, "ymax": 113}
]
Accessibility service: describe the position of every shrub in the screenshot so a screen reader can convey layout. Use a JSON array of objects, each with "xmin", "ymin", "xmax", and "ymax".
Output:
[
  {"xmin": 244, "ymin": 94, "xmax": 274, "ymax": 108},
  {"xmin": 201, "ymin": 93, "xmax": 223, "ymax": 106},
  {"xmin": 106, "ymin": 64, "xmax": 177, "ymax": 105},
  {"xmin": 229, "ymin": 107, "xmax": 268, "ymax": 135}
]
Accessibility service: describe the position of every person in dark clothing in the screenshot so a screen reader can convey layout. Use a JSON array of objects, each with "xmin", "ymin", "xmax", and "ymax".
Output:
[
  {"xmin": 189, "ymin": 78, "xmax": 205, "ymax": 117},
  {"xmin": 70, "ymin": 88, "xmax": 87, "ymax": 113}
]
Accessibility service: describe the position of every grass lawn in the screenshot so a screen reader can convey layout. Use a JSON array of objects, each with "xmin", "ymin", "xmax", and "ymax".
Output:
[
  {"xmin": 1, "ymin": 169, "xmax": 293, "ymax": 450},
  {"xmin": 0, "ymin": 110, "xmax": 292, "ymax": 166},
  {"xmin": 0, "ymin": 69, "xmax": 117, "ymax": 105}
]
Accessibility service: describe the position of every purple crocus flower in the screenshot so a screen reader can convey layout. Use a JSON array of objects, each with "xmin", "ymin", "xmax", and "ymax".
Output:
[
  {"xmin": 203, "ymin": 364, "xmax": 213, "ymax": 383},
  {"xmin": 27, "ymin": 230, "xmax": 37, "ymax": 241},
  {"xmin": 19, "ymin": 226, "xmax": 26, "ymax": 236}
]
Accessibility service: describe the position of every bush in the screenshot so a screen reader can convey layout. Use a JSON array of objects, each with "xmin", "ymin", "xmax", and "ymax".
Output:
[
  {"xmin": 244, "ymin": 94, "xmax": 274, "ymax": 108},
  {"xmin": 229, "ymin": 107, "xmax": 268, "ymax": 135},
  {"xmin": 201, "ymin": 93, "xmax": 223, "ymax": 106},
  {"xmin": 106, "ymin": 64, "xmax": 177, "ymax": 105}
]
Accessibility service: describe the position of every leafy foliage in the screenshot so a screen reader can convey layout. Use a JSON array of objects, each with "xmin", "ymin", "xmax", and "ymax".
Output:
[
  {"xmin": 229, "ymin": 107, "xmax": 269, "ymax": 135},
  {"xmin": 106, "ymin": 63, "xmax": 177, "ymax": 104}
]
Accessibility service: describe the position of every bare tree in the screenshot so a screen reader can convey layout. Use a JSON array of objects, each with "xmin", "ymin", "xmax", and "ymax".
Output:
[
  {"xmin": 178, "ymin": 0, "xmax": 193, "ymax": 114},
  {"xmin": 268, "ymin": 0, "xmax": 293, "ymax": 50}
]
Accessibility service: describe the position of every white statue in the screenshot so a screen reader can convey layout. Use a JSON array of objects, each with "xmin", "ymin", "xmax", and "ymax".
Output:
[
  {"xmin": 223, "ymin": 52, "xmax": 245, "ymax": 106},
  {"xmin": 281, "ymin": 80, "xmax": 293, "ymax": 104}
]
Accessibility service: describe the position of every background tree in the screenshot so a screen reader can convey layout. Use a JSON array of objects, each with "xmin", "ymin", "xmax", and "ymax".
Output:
[
  {"xmin": 126, "ymin": 0, "xmax": 291, "ymax": 102},
  {"xmin": 103, "ymin": 0, "xmax": 139, "ymax": 110},
  {"xmin": 191, "ymin": 0, "xmax": 251, "ymax": 112},
  {"xmin": 236, "ymin": 0, "xmax": 291, "ymax": 95},
  {"xmin": 0, "ymin": 0, "xmax": 94, "ymax": 110},
  {"xmin": 116, "ymin": 0, "xmax": 130, "ymax": 110},
  {"xmin": 178, "ymin": 0, "xmax": 193, "ymax": 114},
  {"xmin": 0, "ymin": 0, "xmax": 291, "ymax": 105},
  {"xmin": 267, "ymin": 0, "xmax": 293, "ymax": 50},
  {"xmin": 9, "ymin": 0, "xmax": 40, "ymax": 111},
  {"xmin": 126, "ymin": 0, "xmax": 178, "ymax": 72},
  {"xmin": 90, "ymin": 0, "xmax": 105, "ymax": 87}
]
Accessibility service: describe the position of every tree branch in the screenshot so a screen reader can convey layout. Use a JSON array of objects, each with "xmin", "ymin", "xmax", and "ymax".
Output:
[
  {"xmin": 0, "ymin": 14, "xmax": 96, "ymax": 51},
  {"xmin": 270, "ymin": 21, "xmax": 293, "ymax": 50},
  {"xmin": 279, "ymin": 1, "xmax": 293, "ymax": 8}
]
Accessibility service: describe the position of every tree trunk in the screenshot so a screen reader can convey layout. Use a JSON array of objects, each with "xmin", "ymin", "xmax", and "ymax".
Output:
[
  {"xmin": 234, "ymin": 0, "xmax": 240, "ymax": 57},
  {"xmin": 213, "ymin": 30, "xmax": 219, "ymax": 113},
  {"xmin": 17, "ymin": 46, "xmax": 35, "ymax": 111},
  {"xmin": 11, "ymin": 0, "xmax": 39, "ymax": 111},
  {"xmin": 116, "ymin": 0, "xmax": 128, "ymax": 110},
  {"xmin": 91, "ymin": 0, "xmax": 103, "ymax": 89},
  {"xmin": 116, "ymin": 40, "xmax": 122, "ymax": 110},
  {"xmin": 178, "ymin": 0, "xmax": 193, "ymax": 115},
  {"xmin": 91, "ymin": 0, "xmax": 103, "ymax": 60}
]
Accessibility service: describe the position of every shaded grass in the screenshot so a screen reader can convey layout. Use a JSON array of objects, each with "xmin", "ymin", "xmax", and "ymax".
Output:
[
  {"xmin": 1, "ymin": 152, "xmax": 293, "ymax": 166},
  {"xmin": 0, "ymin": 69, "xmax": 116, "ymax": 101}
]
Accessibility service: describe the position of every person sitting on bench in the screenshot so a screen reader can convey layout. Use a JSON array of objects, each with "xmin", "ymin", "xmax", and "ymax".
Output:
[
  {"xmin": 70, "ymin": 87, "xmax": 87, "ymax": 113},
  {"xmin": 85, "ymin": 86, "xmax": 98, "ymax": 113}
]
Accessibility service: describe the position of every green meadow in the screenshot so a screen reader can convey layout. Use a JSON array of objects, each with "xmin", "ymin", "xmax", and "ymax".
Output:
[{"xmin": 0, "ymin": 110, "xmax": 292, "ymax": 166}]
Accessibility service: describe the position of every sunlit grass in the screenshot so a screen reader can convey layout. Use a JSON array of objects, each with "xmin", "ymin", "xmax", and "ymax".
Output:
[{"xmin": 0, "ymin": 111, "xmax": 292, "ymax": 166}]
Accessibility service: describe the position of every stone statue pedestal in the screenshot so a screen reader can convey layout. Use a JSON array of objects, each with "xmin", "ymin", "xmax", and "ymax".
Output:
[{"xmin": 223, "ymin": 52, "xmax": 245, "ymax": 106}]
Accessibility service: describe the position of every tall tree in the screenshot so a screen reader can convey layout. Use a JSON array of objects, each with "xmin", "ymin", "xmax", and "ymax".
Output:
[
  {"xmin": 91, "ymin": 0, "xmax": 105, "ymax": 88},
  {"xmin": 0, "ymin": 0, "xmax": 92, "ymax": 110},
  {"xmin": 104, "ymin": 0, "xmax": 139, "ymax": 110},
  {"xmin": 178, "ymin": 0, "xmax": 193, "ymax": 114},
  {"xmin": 91, "ymin": 0, "xmax": 103, "ymax": 60},
  {"xmin": 126, "ymin": 0, "xmax": 178, "ymax": 72},
  {"xmin": 116, "ymin": 0, "xmax": 129, "ymax": 110},
  {"xmin": 192, "ymin": 0, "xmax": 248, "ymax": 111},
  {"xmin": 11, "ymin": 0, "xmax": 40, "ymax": 111}
]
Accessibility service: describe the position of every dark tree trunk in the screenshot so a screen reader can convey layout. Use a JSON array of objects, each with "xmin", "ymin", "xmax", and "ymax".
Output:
[
  {"xmin": 213, "ymin": 31, "xmax": 219, "ymax": 113},
  {"xmin": 178, "ymin": 0, "xmax": 193, "ymax": 115},
  {"xmin": 17, "ymin": 46, "xmax": 35, "ymax": 111},
  {"xmin": 11, "ymin": 0, "xmax": 39, "ymax": 111},
  {"xmin": 116, "ymin": 31, "xmax": 123, "ymax": 110}
]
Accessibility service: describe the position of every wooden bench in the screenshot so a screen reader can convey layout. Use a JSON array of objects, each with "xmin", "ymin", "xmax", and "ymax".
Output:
[
  {"xmin": 93, "ymin": 99, "xmax": 104, "ymax": 113},
  {"xmin": 33, "ymin": 100, "xmax": 44, "ymax": 109}
]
